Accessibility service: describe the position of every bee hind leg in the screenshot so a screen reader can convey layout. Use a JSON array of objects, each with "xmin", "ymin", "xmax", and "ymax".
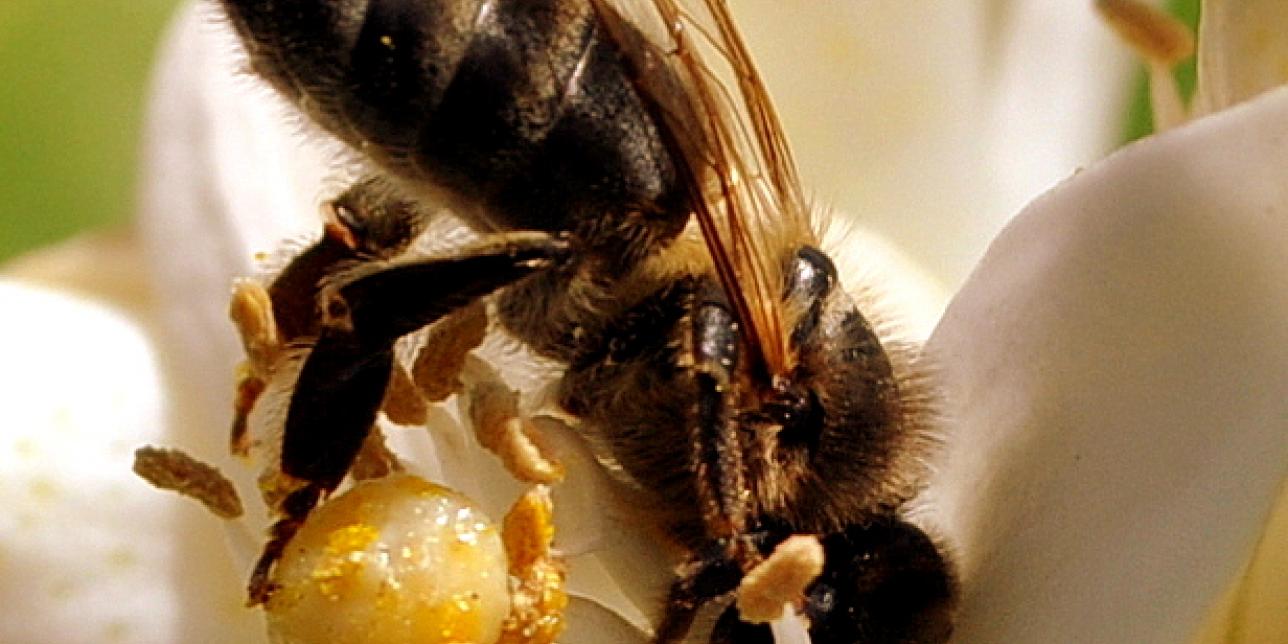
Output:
[
  {"xmin": 250, "ymin": 234, "xmax": 569, "ymax": 604},
  {"xmin": 278, "ymin": 233, "xmax": 570, "ymax": 491}
]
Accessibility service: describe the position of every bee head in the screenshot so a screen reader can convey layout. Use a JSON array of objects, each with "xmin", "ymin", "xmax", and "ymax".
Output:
[{"xmin": 743, "ymin": 245, "xmax": 932, "ymax": 531}]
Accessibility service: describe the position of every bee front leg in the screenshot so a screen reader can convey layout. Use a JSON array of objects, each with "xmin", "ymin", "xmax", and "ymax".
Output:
[
  {"xmin": 689, "ymin": 288, "xmax": 752, "ymax": 551},
  {"xmin": 654, "ymin": 288, "xmax": 761, "ymax": 643},
  {"xmin": 248, "ymin": 233, "xmax": 568, "ymax": 605}
]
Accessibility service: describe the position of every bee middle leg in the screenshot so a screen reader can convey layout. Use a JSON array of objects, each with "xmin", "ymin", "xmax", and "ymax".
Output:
[{"xmin": 689, "ymin": 286, "xmax": 752, "ymax": 550}]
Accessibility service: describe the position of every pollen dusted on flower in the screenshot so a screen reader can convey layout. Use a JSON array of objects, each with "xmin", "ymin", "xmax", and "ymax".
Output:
[
  {"xmin": 262, "ymin": 475, "xmax": 568, "ymax": 644},
  {"xmin": 262, "ymin": 475, "xmax": 511, "ymax": 644}
]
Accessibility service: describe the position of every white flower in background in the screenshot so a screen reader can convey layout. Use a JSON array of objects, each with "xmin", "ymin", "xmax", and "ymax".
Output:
[{"xmin": 0, "ymin": 1, "xmax": 1284, "ymax": 642}]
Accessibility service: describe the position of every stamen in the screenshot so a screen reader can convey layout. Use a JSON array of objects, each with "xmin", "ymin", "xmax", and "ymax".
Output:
[
  {"xmin": 468, "ymin": 379, "xmax": 565, "ymax": 484},
  {"xmin": 228, "ymin": 278, "xmax": 280, "ymax": 371},
  {"xmin": 736, "ymin": 534, "xmax": 824, "ymax": 624},
  {"xmin": 1096, "ymin": 0, "xmax": 1195, "ymax": 131},
  {"xmin": 498, "ymin": 486, "xmax": 567, "ymax": 644},
  {"xmin": 132, "ymin": 445, "xmax": 244, "ymax": 519}
]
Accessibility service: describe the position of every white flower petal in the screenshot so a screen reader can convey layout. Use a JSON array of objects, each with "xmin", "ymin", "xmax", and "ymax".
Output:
[
  {"xmin": 980, "ymin": 0, "xmax": 1139, "ymax": 269},
  {"xmin": 1193, "ymin": 481, "xmax": 1288, "ymax": 643},
  {"xmin": 925, "ymin": 86, "xmax": 1288, "ymax": 642},
  {"xmin": 0, "ymin": 279, "xmax": 261, "ymax": 643},
  {"xmin": 1195, "ymin": 0, "xmax": 1288, "ymax": 115},
  {"xmin": 562, "ymin": 595, "xmax": 651, "ymax": 643}
]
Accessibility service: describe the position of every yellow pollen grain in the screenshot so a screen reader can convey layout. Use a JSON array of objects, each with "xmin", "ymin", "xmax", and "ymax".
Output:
[
  {"xmin": 27, "ymin": 477, "xmax": 60, "ymax": 502},
  {"xmin": 421, "ymin": 592, "xmax": 483, "ymax": 642},
  {"xmin": 106, "ymin": 547, "xmax": 137, "ymax": 570},
  {"xmin": 311, "ymin": 523, "xmax": 381, "ymax": 600},
  {"xmin": 13, "ymin": 438, "xmax": 37, "ymax": 459}
]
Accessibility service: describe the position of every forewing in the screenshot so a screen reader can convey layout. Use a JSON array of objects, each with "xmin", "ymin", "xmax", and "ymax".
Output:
[{"xmin": 591, "ymin": 0, "xmax": 814, "ymax": 380}]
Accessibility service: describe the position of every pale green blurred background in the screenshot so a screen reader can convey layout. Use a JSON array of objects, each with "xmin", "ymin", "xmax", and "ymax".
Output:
[
  {"xmin": 0, "ymin": 0, "xmax": 180, "ymax": 262},
  {"xmin": 0, "ymin": 0, "xmax": 1196, "ymax": 264}
]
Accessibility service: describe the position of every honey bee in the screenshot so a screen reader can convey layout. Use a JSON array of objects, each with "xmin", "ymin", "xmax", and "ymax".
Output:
[{"xmin": 218, "ymin": 0, "xmax": 957, "ymax": 641}]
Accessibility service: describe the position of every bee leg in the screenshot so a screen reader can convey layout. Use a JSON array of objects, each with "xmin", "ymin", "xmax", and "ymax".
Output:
[
  {"xmin": 802, "ymin": 515, "xmax": 957, "ymax": 644},
  {"xmin": 281, "ymin": 233, "xmax": 569, "ymax": 490},
  {"xmin": 230, "ymin": 179, "xmax": 422, "ymax": 456},
  {"xmin": 653, "ymin": 287, "xmax": 761, "ymax": 642},
  {"xmin": 690, "ymin": 288, "xmax": 752, "ymax": 550},
  {"xmin": 247, "ymin": 484, "xmax": 322, "ymax": 606},
  {"xmin": 652, "ymin": 545, "xmax": 744, "ymax": 644},
  {"xmin": 249, "ymin": 234, "xmax": 568, "ymax": 604}
]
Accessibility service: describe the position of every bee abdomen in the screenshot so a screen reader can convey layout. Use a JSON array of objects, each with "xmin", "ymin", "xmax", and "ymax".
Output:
[{"xmin": 221, "ymin": 0, "xmax": 683, "ymax": 237}]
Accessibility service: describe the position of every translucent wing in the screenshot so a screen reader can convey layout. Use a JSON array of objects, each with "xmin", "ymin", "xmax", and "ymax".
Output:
[{"xmin": 591, "ymin": 0, "xmax": 813, "ymax": 381}]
